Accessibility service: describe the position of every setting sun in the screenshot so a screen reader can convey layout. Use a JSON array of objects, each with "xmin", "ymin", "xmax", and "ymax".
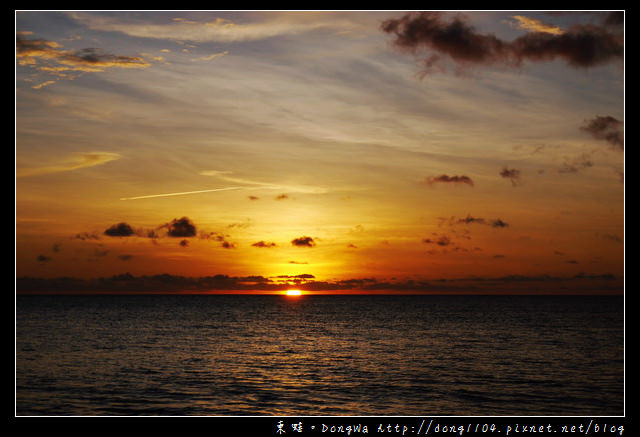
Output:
[{"xmin": 285, "ymin": 289, "xmax": 302, "ymax": 296}]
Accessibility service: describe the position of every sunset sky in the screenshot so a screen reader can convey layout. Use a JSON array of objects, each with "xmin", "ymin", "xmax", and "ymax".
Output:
[{"xmin": 15, "ymin": 11, "xmax": 624, "ymax": 294}]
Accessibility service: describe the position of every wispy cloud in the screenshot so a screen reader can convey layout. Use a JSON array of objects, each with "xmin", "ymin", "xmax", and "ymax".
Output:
[
  {"xmin": 200, "ymin": 170, "xmax": 328, "ymax": 194},
  {"xmin": 558, "ymin": 153, "xmax": 594, "ymax": 174},
  {"xmin": 191, "ymin": 51, "xmax": 229, "ymax": 62},
  {"xmin": 120, "ymin": 168, "xmax": 326, "ymax": 201},
  {"xmin": 17, "ymin": 152, "xmax": 121, "ymax": 178},
  {"xmin": 120, "ymin": 187, "xmax": 241, "ymax": 201},
  {"xmin": 509, "ymin": 15, "xmax": 564, "ymax": 35},
  {"xmin": 69, "ymin": 13, "xmax": 359, "ymax": 43}
]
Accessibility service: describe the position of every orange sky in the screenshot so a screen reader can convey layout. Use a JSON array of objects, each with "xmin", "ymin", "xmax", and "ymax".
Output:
[{"xmin": 15, "ymin": 11, "xmax": 624, "ymax": 294}]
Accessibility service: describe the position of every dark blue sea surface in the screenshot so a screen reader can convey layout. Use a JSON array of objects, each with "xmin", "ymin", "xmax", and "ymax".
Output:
[{"xmin": 15, "ymin": 295, "xmax": 624, "ymax": 416}]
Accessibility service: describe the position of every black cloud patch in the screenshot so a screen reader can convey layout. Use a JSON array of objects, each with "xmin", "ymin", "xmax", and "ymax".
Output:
[
  {"xmin": 423, "ymin": 235, "xmax": 452, "ymax": 246},
  {"xmin": 581, "ymin": 115, "xmax": 623, "ymax": 150},
  {"xmin": 446, "ymin": 214, "xmax": 510, "ymax": 228},
  {"xmin": 500, "ymin": 167, "xmax": 521, "ymax": 186},
  {"xmin": 104, "ymin": 222, "xmax": 136, "ymax": 237},
  {"xmin": 381, "ymin": 11, "xmax": 623, "ymax": 75},
  {"xmin": 292, "ymin": 236, "xmax": 316, "ymax": 247},
  {"xmin": 424, "ymin": 174, "xmax": 474, "ymax": 186},
  {"xmin": 490, "ymin": 219, "xmax": 509, "ymax": 228},
  {"xmin": 252, "ymin": 241, "xmax": 277, "ymax": 248},
  {"xmin": 16, "ymin": 271, "xmax": 622, "ymax": 294},
  {"xmin": 163, "ymin": 217, "xmax": 197, "ymax": 238}
]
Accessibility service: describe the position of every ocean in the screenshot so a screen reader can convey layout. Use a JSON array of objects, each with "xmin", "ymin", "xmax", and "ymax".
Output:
[{"xmin": 15, "ymin": 294, "xmax": 624, "ymax": 416}]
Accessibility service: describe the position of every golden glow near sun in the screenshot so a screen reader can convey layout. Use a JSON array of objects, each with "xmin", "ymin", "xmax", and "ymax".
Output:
[{"xmin": 14, "ymin": 11, "xmax": 624, "ymax": 297}]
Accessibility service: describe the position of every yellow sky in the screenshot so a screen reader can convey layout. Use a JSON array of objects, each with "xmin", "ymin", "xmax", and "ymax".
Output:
[{"xmin": 16, "ymin": 11, "xmax": 624, "ymax": 294}]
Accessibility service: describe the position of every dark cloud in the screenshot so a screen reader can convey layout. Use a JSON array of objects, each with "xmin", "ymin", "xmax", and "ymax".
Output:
[
  {"xmin": 580, "ymin": 115, "xmax": 623, "ymax": 150},
  {"xmin": 381, "ymin": 12, "xmax": 511, "ymax": 71},
  {"xmin": 179, "ymin": 239, "xmax": 189, "ymax": 247},
  {"xmin": 452, "ymin": 214, "xmax": 486, "ymax": 225},
  {"xmin": 118, "ymin": 254, "xmax": 133, "ymax": 261},
  {"xmin": 490, "ymin": 219, "xmax": 509, "ymax": 228},
  {"xmin": 291, "ymin": 236, "xmax": 316, "ymax": 247},
  {"xmin": 36, "ymin": 254, "xmax": 52, "ymax": 262},
  {"xmin": 500, "ymin": 167, "xmax": 521, "ymax": 186},
  {"xmin": 104, "ymin": 222, "xmax": 136, "ymax": 237},
  {"xmin": 252, "ymin": 241, "xmax": 277, "ymax": 248},
  {"xmin": 446, "ymin": 214, "xmax": 509, "ymax": 229},
  {"xmin": 510, "ymin": 25, "xmax": 623, "ymax": 68},
  {"xmin": 221, "ymin": 241, "xmax": 236, "ymax": 249},
  {"xmin": 380, "ymin": 11, "xmax": 623, "ymax": 75},
  {"xmin": 16, "ymin": 271, "xmax": 622, "ymax": 294},
  {"xmin": 52, "ymin": 243, "xmax": 61, "ymax": 253},
  {"xmin": 163, "ymin": 217, "xmax": 197, "ymax": 238},
  {"xmin": 423, "ymin": 235, "xmax": 452, "ymax": 246},
  {"xmin": 248, "ymin": 196, "xmax": 260, "ymax": 200},
  {"xmin": 275, "ymin": 194, "xmax": 289, "ymax": 200},
  {"xmin": 288, "ymin": 261, "xmax": 308, "ymax": 264},
  {"xmin": 275, "ymin": 274, "xmax": 315, "ymax": 279},
  {"xmin": 604, "ymin": 11, "xmax": 624, "ymax": 27},
  {"xmin": 423, "ymin": 174, "xmax": 474, "ymax": 186}
]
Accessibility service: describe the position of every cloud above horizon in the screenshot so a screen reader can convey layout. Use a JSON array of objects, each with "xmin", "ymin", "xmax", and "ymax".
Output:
[
  {"xmin": 500, "ymin": 167, "xmax": 521, "ymax": 186},
  {"xmin": 68, "ymin": 12, "xmax": 359, "ymax": 43},
  {"xmin": 291, "ymin": 236, "xmax": 316, "ymax": 247},
  {"xmin": 104, "ymin": 222, "xmax": 136, "ymax": 237},
  {"xmin": 16, "ymin": 271, "xmax": 622, "ymax": 294},
  {"xmin": 252, "ymin": 241, "xmax": 277, "ymax": 248},
  {"xmin": 423, "ymin": 174, "xmax": 475, "ymax": 187},
  {"xmin": 16, "ymin": 152, "xmax": 122, "ymax": 178},
  {"xmin": 581, "ymin": 115, "xmax": 624, "ymax": 150},
  {"xmin": 381, "ymin": 11, "xmax": 623, "ymax": 75},
  {"xmin": 16, "ymin": 34, "xmax": 150, "ymax": 88},
  {"xmin": 509, "ymin": 15, "xmax": 565, "ymax": 35},
  {"xmin": 446, "ymin": 214, "xmax": 510, "ymax": 228}
]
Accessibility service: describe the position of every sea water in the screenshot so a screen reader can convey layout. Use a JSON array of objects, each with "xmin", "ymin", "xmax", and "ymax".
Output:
[{"xmin": 15, "ymin": 294, "xmax": 624, "ymax": 416}]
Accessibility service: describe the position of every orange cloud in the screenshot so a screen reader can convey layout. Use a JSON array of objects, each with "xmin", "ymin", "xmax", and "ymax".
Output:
[
  {"xmin": 511, "ymin": 15, "xmax": 564, "ymax": 35},
  {"xmin": 16, "ymin": 35, "xmax": 150, "ymax": 81}
]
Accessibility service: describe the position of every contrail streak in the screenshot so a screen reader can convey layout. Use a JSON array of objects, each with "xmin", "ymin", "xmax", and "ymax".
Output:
[{"xmin": 120, "ymin": 186, "xmax": 242, "ymax": 200}]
